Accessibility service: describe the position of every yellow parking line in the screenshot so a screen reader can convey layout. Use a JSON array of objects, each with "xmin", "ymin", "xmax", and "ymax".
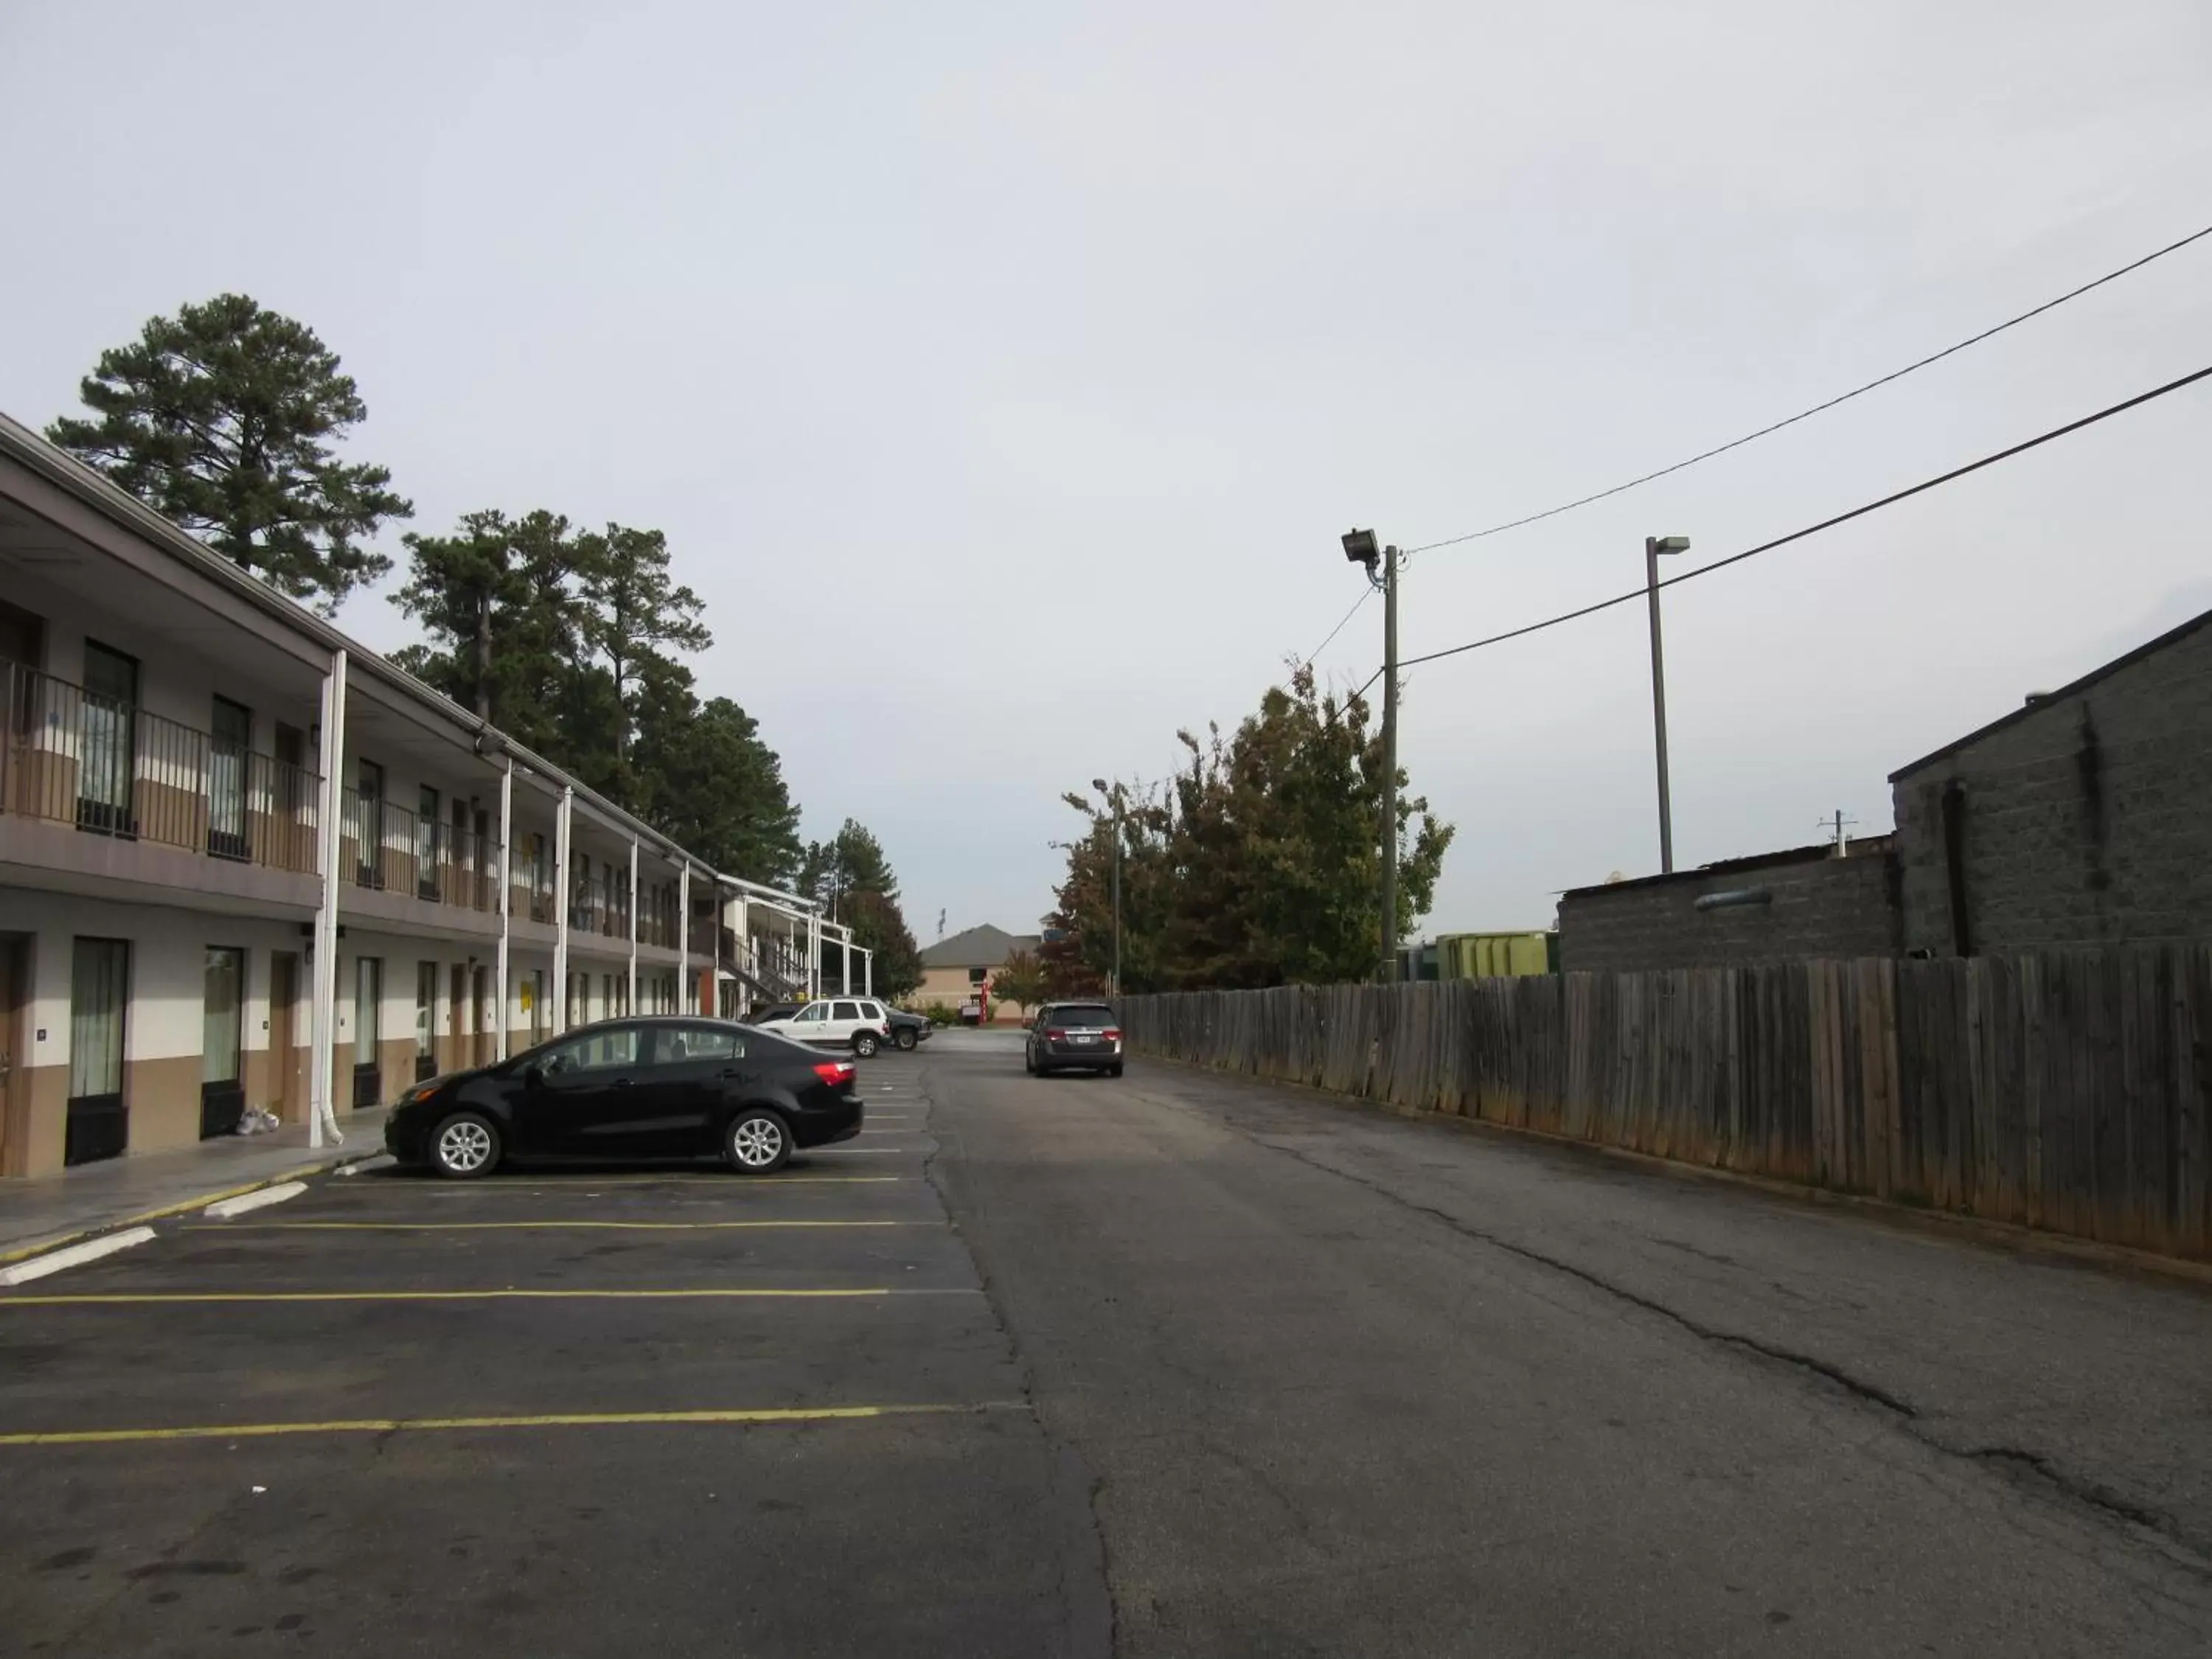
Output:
[
  {"xmin": 186, "ymin": 1221, "xmax": 927, "ymax": 1232},
  {"xmin": 330, "ymin": 1176, "xmax": 902, "ymax": 1189},
  {"xmin": 0, "ymin": 1287, "xmax": 981, "ymax": 1306},
  {"xmin": 0, "ymin": 1401, "xmax": 1026, "ymax": 1448}
]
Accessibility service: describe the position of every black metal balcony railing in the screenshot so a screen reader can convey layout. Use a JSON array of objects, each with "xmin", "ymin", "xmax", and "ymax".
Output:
[
  {"xmin": 1, "ymin": 661, "xmax": 319, "ymax": 874},
  {"xmin": 339, "ymin": 790, "xmax": 502, "ymax": 914},
  {"xmin": 568, "ymin": 874, "xmax": 637, "ymax": 941}
]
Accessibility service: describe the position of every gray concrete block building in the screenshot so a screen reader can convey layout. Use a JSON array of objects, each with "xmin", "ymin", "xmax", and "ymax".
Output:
[
  {"xmin": 1559, "ymin": 604, "xmax": 2212, "ymax": 970},
  {"xmin": 1558, "ymin": 839, "xmax": 1900, "ymax": 973},
  {"xmin": 1889, "ymin": 605, "xmax": 2212, "ymax": 956}
]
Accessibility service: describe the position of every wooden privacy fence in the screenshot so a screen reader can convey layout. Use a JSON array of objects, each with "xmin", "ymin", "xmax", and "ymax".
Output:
[{"xmin": 1117, "ymin": 946, "xmax": 2212, "ymax": 1262}]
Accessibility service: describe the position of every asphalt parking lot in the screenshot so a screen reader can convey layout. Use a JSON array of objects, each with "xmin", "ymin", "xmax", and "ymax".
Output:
[
  {"xmin": 0, "ymin": 1050, "xmax": 1107, "ymax": 1659},
  {"xmin": 10, "ymin": 1028, "xmax": 2212, "ymax": 1656}
]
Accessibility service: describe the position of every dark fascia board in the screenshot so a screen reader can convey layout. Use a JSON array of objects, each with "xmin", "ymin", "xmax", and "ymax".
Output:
[
  {"xmin": 1889, "ymin": 604, "xmax": 2212, "ymax": 783},
  {"xmin": 1558, "ymin": 839, "xmax": 1893, "ymax": 901}
]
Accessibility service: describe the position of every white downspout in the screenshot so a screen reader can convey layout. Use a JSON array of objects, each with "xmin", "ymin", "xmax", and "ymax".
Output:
[
  {"xmin": 552, "ymin": 785, "xmax": 572, "ymax": 1034},
  {"xmin": 627, "ymin": 839, "xmax": 639, "ymax": 1015},
  {"xmin": 677, "ymin": 863, "xmax": 691, "ymax": 1015},
  {"xmin": 309, "ymin": 650, "xmax": 347, "ymax": 1148},
  {"xmin": 495, "ymin": 756, "xmax": 512, "ymax": 1062}
]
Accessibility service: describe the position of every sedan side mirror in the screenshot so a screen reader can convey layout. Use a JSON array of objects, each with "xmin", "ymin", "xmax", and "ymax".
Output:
[{"xmin": 524, "ymin": 1063, "xmax": 545, "ymax": 1088}]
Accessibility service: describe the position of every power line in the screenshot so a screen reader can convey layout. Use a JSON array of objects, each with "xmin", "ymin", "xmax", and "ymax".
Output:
[
  {"xmin": 1369, "ymin": 362, "xmax": 2212, "ymax": 679},
  {"xmin": 1403, "ymin": 221, "xmax": 2212, "ymax": 556},
  {"xmin": 1305, "ymin": 585, "xmax": 1372, "ymax": 662}
]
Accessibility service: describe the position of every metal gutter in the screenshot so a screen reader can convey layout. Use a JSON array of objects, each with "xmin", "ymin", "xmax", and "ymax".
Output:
[{"xmin": 0, "ymin": 409, "xmax": 817, "ymax": 914}]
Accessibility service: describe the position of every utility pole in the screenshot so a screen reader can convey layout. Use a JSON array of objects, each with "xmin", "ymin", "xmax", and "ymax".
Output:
[
  {"xmin": 1380, "ymin": 543, "xmax": 1399, "ymax": 983},
  {"xmin": 1340, "ymin": 530, "xmax": 1399, "ymax": 982},
  {"xmin": 1644, "ymin": 535, "xmax": 1691, "ymax": 873},
  {"xmin": 1111, "ymin": 796, "xmax": 1122, "ymax": 999},
  {"xmin": 1092, "ymin": 779, "xmax": 1124, "ymax": 998}
]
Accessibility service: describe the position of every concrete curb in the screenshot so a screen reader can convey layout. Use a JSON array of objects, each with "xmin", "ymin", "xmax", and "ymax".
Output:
[
  {"xmin": 204, "ymin": 1181, "xmax": 309, "ymax": 1220},
  {"xmin": 0, "ymin": 1226, "xmax": 159, "ymax": 1287},
  {"xmin": 1132, "ymin": 1050, "xmax": 2212, "ymax": 1294},
  {"xmin": 0, "ymin": 1141, "xmax": 383, "ymax": 1269}
]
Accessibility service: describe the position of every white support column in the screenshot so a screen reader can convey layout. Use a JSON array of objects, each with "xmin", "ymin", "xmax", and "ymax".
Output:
[
  {"xmin": 627, "ymin": 840, "xmax": 639, "ymax": 1015},
  {"xmin": 677, "ymin": 863, "xmax": 692, "ymax": 1014},
  {"xmin": 552, "ymin": 785, "xmax": 573, "ymax": 1034},
  {"xmin": 863, "ymin": 948, "xmax": 873, "ymax": 998},
  {"xmin": 309, "ymin": 650, "xmax": 347, "ymax": 1148},
  {"xmin": 841, "ymin": 928, "xmax": 852, "ymax": 995},
  {"xmin": 495, "ymin": 757, "xmax": 513, "ymax": 1061}
]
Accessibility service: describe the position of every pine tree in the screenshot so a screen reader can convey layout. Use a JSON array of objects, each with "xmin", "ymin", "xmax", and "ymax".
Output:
[{"xmin": 49, "ymin": 294, "xmax": 411, "ymax": 612}]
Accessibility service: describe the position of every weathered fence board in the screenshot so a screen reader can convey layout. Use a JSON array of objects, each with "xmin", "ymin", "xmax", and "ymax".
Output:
[{"xmin": 1117, "ymin": 945, "xmax": 2212, "ymax": 1263}]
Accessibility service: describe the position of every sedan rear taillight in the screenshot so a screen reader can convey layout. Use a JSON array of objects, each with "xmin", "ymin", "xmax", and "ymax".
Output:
[
  {"xmin": 1046, "ymin": 1029, "xmax": 1067, "ymax": 1042},
  {"xmin": 813, "ymin": 1060, "xmax": 856, "ymax": 1087}
]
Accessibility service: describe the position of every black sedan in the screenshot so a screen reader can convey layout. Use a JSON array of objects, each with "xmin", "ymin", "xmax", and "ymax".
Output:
[{"xmin": 384, "ymin": 1016, "xmax": 863, "ymax": 1179}]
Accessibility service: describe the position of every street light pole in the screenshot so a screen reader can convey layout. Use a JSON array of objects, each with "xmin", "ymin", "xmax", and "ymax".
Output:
[{"xmin": 1644, "ymin": 535, "xmax": 1691, "ymax": 874}]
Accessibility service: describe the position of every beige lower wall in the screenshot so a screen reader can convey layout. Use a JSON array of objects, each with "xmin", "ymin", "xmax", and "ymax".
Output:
[
  {"xmin": 377, "ymin": 1037, "xmax": 415, "ymax": 1106},
  {"xmin": 334, "ymin": 1037, "xmax": 414, "ymax": 1107},
  {"xmin": 242, "ymin": 1045, "xmax": 274, "ymax": 1120},
  {"xmin": 4, "ymin": 1062, "xmax": 68, "ymax": 1178},
  {"xmin": 233, "ymin": 1042, "xmax": 309, "ymax": 1123},
  {"xmin": 122, "ymin": 1053, "xmax": 202, "ymax": 1154}
]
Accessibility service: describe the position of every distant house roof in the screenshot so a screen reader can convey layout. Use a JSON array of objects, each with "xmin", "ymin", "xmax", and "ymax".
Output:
[
  {"xmin": 1889, "ymin": 604, "xmax": 2212, "ymax": 782},
  {"xmin": 919, "ymin": 924, "xmax": 1041, "ymax": 968},
  {"xmin": 1559, "ymin": 836, "xmax": 1894, "ymax": 900}
]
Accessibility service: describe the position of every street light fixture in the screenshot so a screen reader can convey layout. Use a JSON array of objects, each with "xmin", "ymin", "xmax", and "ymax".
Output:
[
  {"xmin": 1644, "ymin": 535, "xmax": 1691, "ymax": 874},
  {"xmin": 1091, "ymin": 777, "xmax": 1121, "ymax": 1000}
]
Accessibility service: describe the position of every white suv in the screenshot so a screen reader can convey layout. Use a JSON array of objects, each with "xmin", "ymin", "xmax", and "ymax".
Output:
[{"xmin": 755, "ymin": 998, "xmax": 894, "ymax": 1057}]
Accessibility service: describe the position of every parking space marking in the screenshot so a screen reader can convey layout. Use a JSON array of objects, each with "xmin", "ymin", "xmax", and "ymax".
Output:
[
  {"xmin": 203, "ymin": 1181, "xmax": 307, "ymax": 1219},
  {"xmin": 815, "ymin": 1147, "xmax": 906, "ymax": 1155},
  {"xmin": 184, "ymin": 1220, "xmax": 931, "ymax": 1232},
  {"xmin": 0, "ymin": 1227, "xmax": 157, "ymax": 1287},
  {"xmin": 0, "ymin": 1401, "xmax": 1027, "ymax": 1447},
  {"xmin": 1, "ymin": 1287, "xmax": 983, "ymax": 1306}
]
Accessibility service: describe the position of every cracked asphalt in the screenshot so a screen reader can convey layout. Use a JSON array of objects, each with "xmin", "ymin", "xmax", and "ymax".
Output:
[
  {"xmin": 927, "ymin": 1030, "xmax": 2212, "ymax": 1656},
  {"xmin": 5, "ymin": 1028, "xmax": 2211, "ymax": 1655}
]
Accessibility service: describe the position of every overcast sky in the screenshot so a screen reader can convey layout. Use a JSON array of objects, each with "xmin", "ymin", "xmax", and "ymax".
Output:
[{"xmin": 4, "ymin": 1, "xmax": 2209, "ymax": 941}]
